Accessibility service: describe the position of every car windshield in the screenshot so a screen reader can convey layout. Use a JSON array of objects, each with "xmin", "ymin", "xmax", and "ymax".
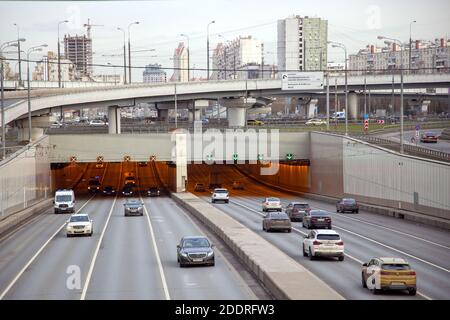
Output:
[
  {"xmin": 317, "ymin": 234, "xmax": 340, "ymax": 240},
  {"xmin": 125, "ymin": 177, "xmax": 135, "ymax": 180},
  {"xmin": 270, "ymin": 213, "xmax": 289, "ymax": 219},
  {"xmin": 343, "ymin": 199, "xmax": 356, "ymax": 204},
  {"xmin": 89, "ymin": 180, "xmax": 100, "ymax": 185},
  {"xmin": 56, "ymin": 195, "xmax": 72, "ymax": 202},
  {"xmin": 382, "ymin": 263, "xmax": 411, "ymax": 270},
  {"xmin": 294, "ymin": 204, "xmax": 309, "ymax": 209},
  {"xmin": 311, "ymin": 211, "xmax": 329, "ymax": 217},
  {"xmin": 267, "ymin": 198, "xmax": 280, "ymax": 202},
  {"xmin": 70, "ymin": 215, "xmax": 89, "ymax": 222},
  {"xmin": 104, "ymin": 186, "xmax": 113, "ymax": 190},
  {"xmin": 215, "ymin": 189, "xmax": 228, "ymax": 193},
  {"xmin": 425, "ymin": 133, "xmax": 435, "ymax": 136},
  {"xmin": 183, "ymin": 238, "xmax": 210, "ymax": 248}
]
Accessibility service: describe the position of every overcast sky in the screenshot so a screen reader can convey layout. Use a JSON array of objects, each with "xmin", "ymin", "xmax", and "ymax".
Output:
[{"xmin": 1, "ymin": 0, "xmax": 449, "ymax": 81}]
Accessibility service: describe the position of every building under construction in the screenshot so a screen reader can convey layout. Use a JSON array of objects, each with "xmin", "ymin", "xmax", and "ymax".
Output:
[{"xmin": 64, "ymin": 34, "xmax": 92, "ymax": 78}]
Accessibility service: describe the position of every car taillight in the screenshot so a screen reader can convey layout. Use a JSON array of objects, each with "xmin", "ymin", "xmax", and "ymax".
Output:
[
  {"xmin": 335, "ymin": 241, "xmax": 344, "ymax": 245},
  {"xmin": 312, "ymin": 240, "xmax": 322, "ymax": 245},
  {"xmin": 325, "ymin": 218, "xmax": 331, "ymax": 221},
  {"xmin": 380, "ymin": 271, "xmax": 390, "ymax": 276},
  {"xmin": 408, "ymin": 271, "xmax": 416, "ymax": 276},
  {"xmin": 311, "ymin": 218, "xmax": 317, "ymax": 222}
]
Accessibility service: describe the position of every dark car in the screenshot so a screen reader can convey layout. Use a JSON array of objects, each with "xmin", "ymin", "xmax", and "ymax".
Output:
[
  {"xmin": 336, "ymin": 198, "xmax": 359, "ymax": 213},
  {"xmin": 87, "ymin": 179, "xmax": 101, "ymax": 193},
  {"xmin": 194, "ymin": 183, "xmax": 206, "ymax": 192},
  {"xmin": 177, "ymin": 236, "xmax": 215, "ymax": 267},
  {"xmin": 285, "ymin": 202, "xmax": 310, "ymax": 221},
  {"xmin": 124, "ymin": 199, "xmax": 144, "ymax": 216},
  {"xmin": 102, "ymin": 186, "xmax": 116, "ymax": 196},
  {"xmin": 303, "ymin": 210, "xmax": 332, "ymax": 229},
  {"xmin": 262, "ymin": 212, "xmax": 292, "ymax": 233},
  {"xmin": 420, "ymin": 132, "xmax": 438, "ymax": 143},
  {"xmin": 147, "ymin": 186, "xmax": 161, "ymax": 197},
  {"xmin": 122, "ymin": 185, "xmax": 134, "ymax": 196}
]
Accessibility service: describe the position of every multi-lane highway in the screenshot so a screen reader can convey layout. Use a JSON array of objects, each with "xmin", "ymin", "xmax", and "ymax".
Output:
[
  {"xmin": 0, "ymin": 162, "xmax": 259, "ymax": 300},
  {"xmin": 188, "ymin": 164, "xmax": 450, "ymax": 300}
]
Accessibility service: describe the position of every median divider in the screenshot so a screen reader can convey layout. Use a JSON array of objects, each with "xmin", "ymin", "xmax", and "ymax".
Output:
[
  {"xmin": 0, "ymin": 198, "xmax": 53, "ymax": 237},
  {"xmin": 171, "ymin": 192, "xmax": 344, "ymax": 300}
]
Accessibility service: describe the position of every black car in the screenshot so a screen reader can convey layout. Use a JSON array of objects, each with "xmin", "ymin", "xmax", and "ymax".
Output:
[
  {"xmin": 177, "ymin": 236, "xmax": 215, "ymax": 267},
  {"xmin": 87, "ymin": 180, "xmax": 101, "ymax": 193},
  {"xmin": 336, "ymin": 198, "xmax": 359, "ymax": 213},
  {"xmin": 303, "ymin": 210, "xmax": 332, "ymax": 229},
  {"xmin": 147, "ymin": 186, "xmax": 161, "ymax": 197},
  {"xmin": 102, "ymin": 186, "xmax": 116, "ymax": 196},
  {"xmin": 122, "ymin": 185, "xmax": 134, "ymax": 196}
]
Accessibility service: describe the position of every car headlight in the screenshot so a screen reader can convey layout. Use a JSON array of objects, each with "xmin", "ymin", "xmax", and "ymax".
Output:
[
  {"xmin": 207, "ymin": 251, "xmax": 214, "ymax": 257},
  {"xmin": 180, "ymin": 252, "xmax": 188, "ymax": 257}
]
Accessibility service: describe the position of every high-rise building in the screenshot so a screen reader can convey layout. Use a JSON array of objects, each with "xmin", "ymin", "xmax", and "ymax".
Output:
[
  {"xmin": 212, "ymin": 35, "xmax": 263, "ymax": 80},
  {"xmin": 171, "ymin": 42, "xmax": 189, "ymax": 82},
  {"xmin": 143, "ymin": 63, "xmax": 167, "ymax": 83},
  {"xmin": 64, "ymin": 34, "xmax": 93, "ymax": 78},
  {"xmin": 349, "ymin": 38, "xmax": 450, "ymax": 75},
  {"xmin": 277, "ymin": 15, "xmax": 328, "ymax": 73}
]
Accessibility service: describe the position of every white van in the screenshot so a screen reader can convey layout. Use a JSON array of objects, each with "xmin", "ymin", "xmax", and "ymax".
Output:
[{"xmin": 54, "ymin": 189, "xmax": 76, "ymax": 214}]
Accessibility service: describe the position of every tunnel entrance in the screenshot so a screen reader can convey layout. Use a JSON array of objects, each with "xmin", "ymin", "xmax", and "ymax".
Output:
[
  {"xmin": 51, "ymin": 161, "xmax": 172, "ymax": 197},
  {"xmin": 187, "ymin": 162, "xmax": 311, "ymax": 196}
]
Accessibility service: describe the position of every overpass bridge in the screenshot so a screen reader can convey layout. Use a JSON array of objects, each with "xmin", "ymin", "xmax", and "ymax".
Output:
[{"xmin": 1, "ymin": 73, "xmax": 450, "ymax": 135}]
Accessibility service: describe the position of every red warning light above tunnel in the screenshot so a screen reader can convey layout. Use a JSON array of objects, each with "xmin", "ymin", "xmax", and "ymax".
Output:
[
  {"xmin": 97, "ymin": 156, "xmax": 104, "ymax": 163},
  {"xmin": 150, "ymin": 155, "xmax": 156, "ymax": 161},
  {"xmin": 70, "ymin": 156, "xmax": 77, "ymax": 163}
]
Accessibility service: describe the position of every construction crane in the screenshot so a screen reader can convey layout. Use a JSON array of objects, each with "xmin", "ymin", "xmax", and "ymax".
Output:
[{"xmin": 83, "ymin": 18, "xmax": 104, "ymax": 39}]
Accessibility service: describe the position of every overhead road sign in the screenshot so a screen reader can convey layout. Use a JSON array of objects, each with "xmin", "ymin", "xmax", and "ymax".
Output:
[{"xmin": 281, "ymin": 72, "xmax": 324, "ymax": 90}]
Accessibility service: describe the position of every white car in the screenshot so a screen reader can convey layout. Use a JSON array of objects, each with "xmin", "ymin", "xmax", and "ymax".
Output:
[
  {"xmin": 89, "ymin": 119, "xmax": 106, "ymax": 126},
  {"xmin": 66, "ymin": 213, "xmax": 93, "ymax": 237},
  {"xmin": 305, "ymin": 119, "xmax": 327, "ymax": 126},
  {"xmin": 262, "ymin": 197, "xmax": 282, "ymax": 212},
  {"xmin": 211, "ymin": 188, "xmax": 229, "ymax": 203},
  {"xmin": 302, "ymin": 229, "xmax": 344, "ymax": 261},
  {"xmin": 50, "ymin": 121, "xmax": 63, "ymax": 128}
]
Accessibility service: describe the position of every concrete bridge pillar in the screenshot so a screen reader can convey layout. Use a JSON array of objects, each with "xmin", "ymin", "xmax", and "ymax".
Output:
[
  {"xmin": 227, "ymin": 107, "xmax": 247, "ymax": 127},
  {"xmin": 348, "ymin": 92, "xmax": 359, "ymax": 120},
  {"xmin": 307, "ymin": 99, "xmax": 319, "ymax": 119},
  {"xmin": 16, "ymin": 115, "xmax": 52, "ymax": 142},
  {"xmin": 188, "ymin": 109, "xmax": 201, "ymax": 122},
  {"xmin": 158, "ymin": 109, "xmax": 169, "ymax": 123},
  {"xmin": 108, "ymin": 106, "xmax": 121, "ymax": 134}
]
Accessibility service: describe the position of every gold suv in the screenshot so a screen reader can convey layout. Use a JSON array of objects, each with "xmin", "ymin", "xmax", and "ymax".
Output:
[{"xmin": 361, "ymin": 257, "xmax": 417, "ymax": 295}]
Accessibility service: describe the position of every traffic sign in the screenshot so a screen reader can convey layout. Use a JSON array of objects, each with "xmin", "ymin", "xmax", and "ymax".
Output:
[
  {"xmin": 377, "ymin": 120, "xmax": 385, "ymax": 124},
  {"xmin": 257, "ymin": 154, "xmax": 264, "ymax": 161},
  {"xmin": 281, "ymin": 72, "xmax": 324, "ymax": 90},
  {"xmin": 286, "ymin": 153, "xmax": 294, "ymax": 161},
  {"xmin": 232, "ymin": 154, "xmax": 238, "ymax": 161},
  {"xmin": 364, "ymin": 119, "xmax": 369, "ymax": 130},
  {"xmin": 415, "ymin": 130, "xmax": 420, "ymax": 138},
  {"xmin": 415, "ymin": 124, "xmax": 421, "ymax": 131}
]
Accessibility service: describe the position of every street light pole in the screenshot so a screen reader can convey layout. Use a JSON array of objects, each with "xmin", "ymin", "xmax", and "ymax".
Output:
[
  {"xmin": 409, "ymin": 20, "xmax": 416, "ymax": 72},
  {"xmin": 57, "ymin": 20, "xmax": 68, "ymax": 88},
  {"xmin": 27, "ymin": 44, "xmax": 47, "ymax": 143},
  {"xmin": 207, "ymin": 20, "xmax": 215, "ymax": 80},
  {"xmin": 329, "ymin": 41, "xmax": 348, "ymax": 135},
  {"xmin": 127, "ymin": 21, "xmax": 139, "ymax": 84},
  {"xmin": 1, "ymin": 40, "xmax": 23, "ymax": 159},
  {"xmin": 379, "ymin": 35, "xmax": 405, "ymax": 153},
  {"xmin": 13, "ymin": 23, "xmax": 23, "ymax": 86},
  {"xmin": 117, "ymin": 27, "xmax": 127, "ymax": 84},
  {"xmin": 180, "ymin": 34, "xmax": 190, "ymax": 81}
]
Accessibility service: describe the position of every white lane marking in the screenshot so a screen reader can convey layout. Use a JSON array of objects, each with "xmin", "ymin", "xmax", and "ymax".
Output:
[
  {"xmin": 235, "ymin": 197, "xmax": 450, "ymax": 273},
  {"xmin": 141, "ymin": 197, "xmax": 171, "ymax": 300},
  {"xmin": 229, "ymin": 198, "xmax": 433, "ymax": 300},
  {"xmin": 301, "ymin": 200, "xmax": 450, "ymax": 250},
  {"xmin": 80, "ymin": 196, "xmax": 117, "ymax": 300},
  {"xmin": 0, "ymin": 196, "xmax": 95, "ymax": 300},
  {"xmin": 332, "ymin": 225, "xmax": 450, "ymax": 273}
]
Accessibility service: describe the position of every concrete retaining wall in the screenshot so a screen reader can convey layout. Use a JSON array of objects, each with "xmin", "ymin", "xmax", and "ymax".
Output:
[{"xmin": 171, "ymin": 192, "xmax": 343, "ymax": 300}]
